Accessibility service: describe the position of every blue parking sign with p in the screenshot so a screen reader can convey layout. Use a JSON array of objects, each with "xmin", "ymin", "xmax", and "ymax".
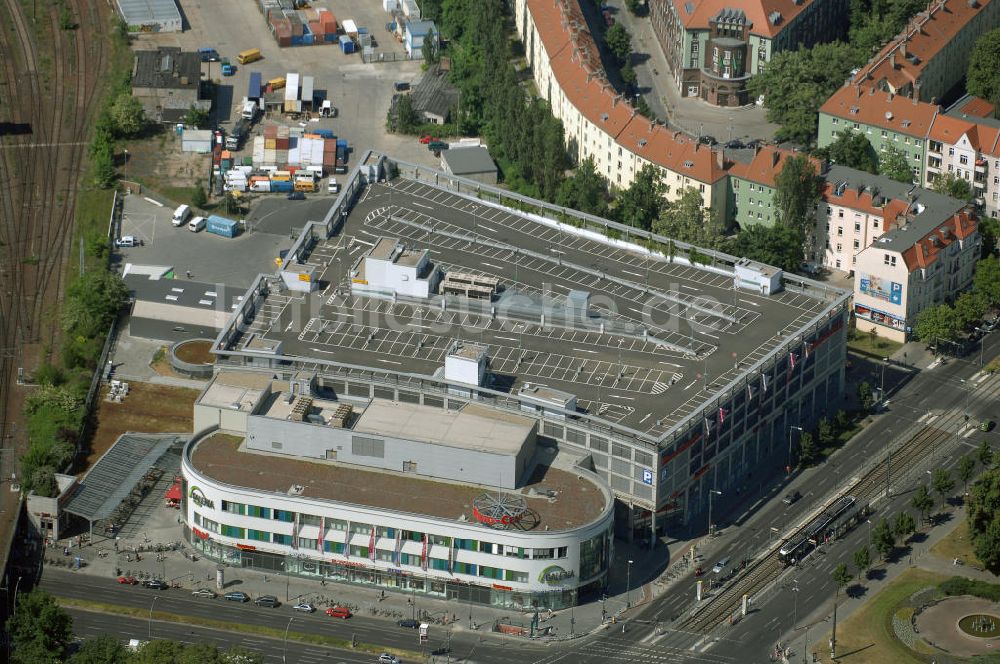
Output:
[{"xmin": 642, "ymin": 468, "xmax": 653, "ymax": 485}]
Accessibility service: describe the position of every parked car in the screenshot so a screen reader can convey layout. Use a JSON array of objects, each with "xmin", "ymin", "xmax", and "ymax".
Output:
[
  {"xmin": 254, "ymin": 595, "xmax": 280, "ymax": 608},
  {"xmin": 396, "ymin": 618, "xmax": 420, "ymax": 629},
  {"xmin": 711, "ymin": 557, "xmax": 730, "ymax": 574},
  {"xmin": 117, "ymin": 575, "xmax": 138, "ymax": 585},
  {"xmin": 198, "ymin": 47, "xmax": 220, "ymax": 62},
  {"xmin": 326, "ymin": 606, "xmax": 352, "ymax": 619},
  {"xmin": 143, "ymin": 579, "xmax": 169, "ymax": 590},
  {"xmin": 287, "ymin": 191, "xmax": 306, "ymax": 200},
  {"xmin": 782, "ymin": 490, "xmax": 801, "ymax": 505},
  {"xmin": 693, "ymin": 566, "xmax": 703, "ymax": 577},
  {"xmin": 724, "ymin": 139, "xmax": 745, "ymax": 149},
  {"xmin": 744, "ymin": 139, "xmax": 762, "ymax": 149},
  {"xmin": 698, "ymin": 135, "xmax": 717, "ymax": 146},
  {"xmin": 192, "ymin": 588, "xmax": 217, "ymax": 599},
  {"xmin": 981, "ymin": 419, "xmax": 995, "ymax": 432},
  {"xmin": 115, "ymin": 235, "xmax": 137, "ymax": 248},
  {"xmin": 393, "ymin": 81, "xmax": 410, "ymax": 92},
  {"xmin": 328, "ymin": 179, "xmax": 341, "ymax": 194},
  {"xmin": 293, "ymin": 602, "xmax": 316, "ymax": 613},
  {"xmin": 378, "ymin": 654, "xmax": 401, "ymax": 664},
  {"xmin": 224, "ymin": 591, "xmax": 250, "ymax": 603}
]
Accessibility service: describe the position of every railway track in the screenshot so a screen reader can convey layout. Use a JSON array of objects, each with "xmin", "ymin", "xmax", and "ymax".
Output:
[{"xmin": 680, "ymin": 372, "xmax": 1000, "ymax": 634}]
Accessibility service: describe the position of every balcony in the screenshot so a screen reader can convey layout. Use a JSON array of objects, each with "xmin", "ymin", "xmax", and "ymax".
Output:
[{"xmin": 976, "ymin": 158, "xmax": 987, "ymax": 172}]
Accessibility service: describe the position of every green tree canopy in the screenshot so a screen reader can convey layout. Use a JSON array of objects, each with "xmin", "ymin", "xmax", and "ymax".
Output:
[
  {"xmin": 892, "ymin": 512, "xmax": 916, "ymax": 540},
  {"xmin": 613, "ymin": 164, "xmax": 664, "ymax": 230},
  {"xmin": 932, "ymin": 468, "xmax": 955, "ymax": 502},
  {"xmin": 872, "ymin": 517, "xmax": 896, "ymax": 560},
  {"xmin": 774, "ymin": 155, "xmax": 822, "ymax": 238},
  {"xmin": 109, "ymin": 93, "xmax": 146, "ymax": 138},
  {"xmin": 746, "ymin": 42, "xmax": 861, "ymax": 145},
  {"xmin": 832, "ymin": 562, "xmax": 852, "ymax": 589},
  {"xmin": 912, "ymin": 484, "xmax": 934, "ymax": 522},
  {"xmin": 61, "ymin": 270, "xmax": 128, "ymax": 339},
  {"xmin": 959, "ymin": 455, "xmax": 977, "ymax": 491},
  {"xmin": 978, "ymin": 441, "xmax": 994, "ymax": 469},
  {"xmin": 191, "ymin": 185, "xmax": 208, "ymax": 209},
  {"xmin": 931, "ymin": 172, "xmax": 973, "ymax": 200},
  {"xmin": 653, "ymin": 188, "xmax": 723, "ymax": 248},
  {"xmin": 975, "ymin": 256, "xmax": 1000, "ymax": 306},
  {"xmin": 70, "ymin": 634, "xmax": 131, "ymax": 664},
  {"xmin": 954, "ymin": 291, "xmax": 989, "ymax": 330},
  {"xmin": 878, "ymin": 146, "xmax": 914, "ymax": 183},
  {"xmin": 421, "ymin": 27, "xmax": 439, "ymax": 64},
  {"xmin": 556, "ymin": 157, "xmax": 609, "ymax": 217},
  {"xmin": 967, "ymin": 468, "xmax": 1000, "ymax": 572},
  {"xmin": 853, "ymin": 546, "xmax": 871, "ymax": 579},
  {"xmin": 914, "ymin": 304, "xmax": 961, "ymax": 346},
  {"xmin": 820, "ymin": 132, "xmax": 877, "ymax": 173},
  {"xmin": 6, "ymin": 590, "xmax": 73, "ymax": 664},
  {"xmin": 798, "ymin": 431, "xmax": 818, "ymax": 467},
  {"xmin": 184, "ymin": 106, "xmax": 210, "ymax": 129},
  {"xmin": 727, "ymin": 223, "xmax": 804, "ymax": 272},
  {"xmin": 967, "ymin": 28, "xmax": 1000, "ymax": 108},
  {"xmin": 604, "ymin": 23, "xmax": 632, "ymax": 64}
]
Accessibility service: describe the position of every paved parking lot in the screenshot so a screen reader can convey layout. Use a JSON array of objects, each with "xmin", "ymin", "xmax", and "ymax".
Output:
[
  {"xmin": 116, "ymin": 194, "xmax": 295, "ymax": 287},
  {"xmin": 139, "ymin": 0, "xmax": 436, "ymax": 169}
]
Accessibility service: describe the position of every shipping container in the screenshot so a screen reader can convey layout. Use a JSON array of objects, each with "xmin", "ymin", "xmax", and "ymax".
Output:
[
  {"xmin": 248, "ymin": 72, "xmax": 263, "ymax": 101},
  {"xmin": 268, "ymin": 77, "xmax": 286, "ymax": 91},
  {"xmin": 301, "ymin": 76, "xmax": 314, "ymax": 108},
  {"xmin": 339, "ymin": 35, "xmax": 355, "ymax": 53},
  {"xmin": 312, "ymin": 128, "xmax": 335, "ymax": 140},
  {"xmin": 294, "ymin": 180, "xmax": 316, "ymax": 192},
  {"xmin": 237, "ymin": 48, "xmax": 262, "ymax": 64},
  {"xmin": 271, "ymin": 171, "xmax": 292, "ymax": 181},
  {"xmin": 270, "ymin": 179, "xmax": 294, "ymax": 192},
  {"xmin": 206, "ymin": 215, "xmax": 239, "ymax": 238},
  {"xmin": 251, "ymin": 179, "xmax": 272, "ymax": 193},
  {"xmin": 285, "ymin": 73, "xmax": 300, "ymax": 101}
]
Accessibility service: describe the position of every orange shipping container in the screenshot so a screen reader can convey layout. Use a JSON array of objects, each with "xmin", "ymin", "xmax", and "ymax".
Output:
[
  {"xmin": 263, "ymin": 125, "xmax": 278, "ymax": 139},
  {"xmin": 309, "ymin": 20, "xmax": 321, "ymax": 35}
]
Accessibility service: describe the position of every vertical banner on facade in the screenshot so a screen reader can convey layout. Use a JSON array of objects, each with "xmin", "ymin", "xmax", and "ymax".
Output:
[
  {"xmin": 448, "ymin": 538, "xmax": 455, "ymax": 573},
  {"xmin": 368, "ymin": 526, "xmax": 376, "ymax": 561},
  {"xmin": 345, "ymin": 521, "xmax": 351, "ymax": 559},
  {"xmin": 394, "ymin": 529, "xmax": 402, "ymax": 566},
  {"xmin": 319, "ymin": 516, "xmax": 325, "ymax": 551},
  {"xmin": 292, "ymin": 512, "xmax": 299, "ymax": 550},
  {"xmin": 421, "ymin": 533, "xmax": 428, "ymax": 571}
]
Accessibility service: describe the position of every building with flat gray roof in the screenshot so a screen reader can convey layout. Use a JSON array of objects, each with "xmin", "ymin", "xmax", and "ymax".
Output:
[
  {"xmin": 116, "ymin": 0, "xmax": 182, "ymax": 33},
  {"xmin": 210, "ymin": 152, "xmax": 851, "ymax": 542},
  {"xmin": 440, "ymin": 146, "xmax": 498, "ymax": 185}
]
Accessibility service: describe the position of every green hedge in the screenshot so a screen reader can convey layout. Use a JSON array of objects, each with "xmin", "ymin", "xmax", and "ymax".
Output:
[{"xmin": 939, "ymin": 576, "xmax": 1000, "ymax": 601}]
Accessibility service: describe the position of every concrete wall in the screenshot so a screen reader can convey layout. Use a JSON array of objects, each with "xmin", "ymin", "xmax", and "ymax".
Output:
[{"xmin": 244, "ymin": 413, "xmax": 534, "ymax": 489}]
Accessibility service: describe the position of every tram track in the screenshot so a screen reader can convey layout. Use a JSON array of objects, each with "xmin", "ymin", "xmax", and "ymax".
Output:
[{"xmin": 680, "ymin": 371, "xmax": 1000, "ymax": 634}]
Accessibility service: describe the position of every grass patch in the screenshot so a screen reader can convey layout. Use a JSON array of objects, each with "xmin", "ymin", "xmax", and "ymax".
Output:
[
  {"xmin": 929, "ymin": 519, "xmax": 978, "ymax": 566},
  {"xmin": 79, "ymin": 382, "xmax": 200, "ymax": 472},
  {"xmin": 57, "ymin": 597, "xmax": 429, "ymax": 661},
  {"xmin": 848, "ymin": 334, "xmax": 903, "ymax": 358},
  {"xmin": 811, "ymin": 567, "xmax": 948, "ymax": 664}
]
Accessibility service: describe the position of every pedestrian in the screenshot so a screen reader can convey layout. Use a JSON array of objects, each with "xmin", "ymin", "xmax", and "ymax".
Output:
[{"xmin": 186, "ymin": 270, "xmax": 192, "ymax": 279}]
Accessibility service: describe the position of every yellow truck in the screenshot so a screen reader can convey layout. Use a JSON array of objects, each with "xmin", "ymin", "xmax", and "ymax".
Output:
[
  {"xmin": 237, "ymin": 48, "xmax": 262, "ymax": 65},
  {"xmin": 267, "ymin": 76, "xmax": 286, "ymax": 90}
]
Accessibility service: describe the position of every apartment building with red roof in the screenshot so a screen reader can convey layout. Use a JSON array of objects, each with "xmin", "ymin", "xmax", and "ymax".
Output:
[
  {"xmin": 648, "ymin": 0, "xmax": 847, "ymax": 106},
  {"xmin": 851, "ymin": 0, "xmax": 999, "ymax": 105}
]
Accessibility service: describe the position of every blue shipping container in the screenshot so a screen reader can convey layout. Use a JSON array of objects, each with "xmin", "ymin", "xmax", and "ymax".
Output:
[
  {"xmin": 303, "ymin": 34, "xmax": 314, "ymax": 45},
  {"xmin": 313, "ymin": 129, "xmax": 334, "ymax": 139},
  {"xmin": 339, "ymin": 35, "xmax": 355, "ymax": 53},
  {"xmin": 248, "ymin": 72, "xmax": 262, "ymax": 100},
  {"xmin": 291, "ymin": 35, "xmax": 304, "ymax": 46},
  {"xmin": 336, "ymin": 138, "xmax": 348, "ymax": 148},
  {"xmin": 325, "ymin": 33, "xmax": 338, "ymax": 42},
  {"xmin": 270, "ymin": 180, "xmax": 293, "ymax": 192},
  {"xmin": 206, "ymin": 215, "xmax": 239, "ymax": 238}
]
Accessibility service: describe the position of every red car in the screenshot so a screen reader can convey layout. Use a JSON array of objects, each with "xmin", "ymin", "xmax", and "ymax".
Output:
[
  {"xmin": 418, "ymin": 135, "xmax": 438, "ymax": 145},
  {"xmin": 694, "ymin": 566, "xmax": 704, "ymax": 577},
  {"xmin": 326, "ymin": 606, "xmax": 352, "ymax": 619},
  {"xmin": 117, "ymin": 575, "xmax": 139, "ymax": 585}
]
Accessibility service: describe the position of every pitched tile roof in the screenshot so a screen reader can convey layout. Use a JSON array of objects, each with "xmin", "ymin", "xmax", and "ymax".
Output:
[
  {"xmin": 899, "ymin": 209, "xmax": 978, "ymax": 271},
  {"xmin": 820, "ymin": 84, "xmax": 939, "ymax": 137},
  {"xmin": 670, "ymin": 0, "xmax": 816, "ymax": 38},
  {"xmin": 728, "ymin": 145, "xmax": 802, "ymax": 187},
  {"xmin": 852, "ymin": 0, "xmax": 994, "ymax": 97},
  {"xmin": 954, "ymin": 95, "xmax": 996, "ymax": 119},
  {"xmin": 527, "ymin": 0, "xmax": 727, "ymax": 184}
]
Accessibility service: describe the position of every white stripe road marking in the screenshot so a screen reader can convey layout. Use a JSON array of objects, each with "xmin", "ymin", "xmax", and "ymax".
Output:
[
  {"xmin": 476, "ymin": 224, "xmax": 499, "ymax": 233},
  {"xmin": 376, "ymin": 359, "xmax": 402, "ymax": 365},
  {"xmin": 622, "ymin": 269, "xmax": 644, "ymax": 277},
  {"xmin": 573, "ymin": 348, "xmax": 599, "ymax": 354},
  {"xmin": 495, "ymin": 335, "xmax": 518, "ymax": 341},
  {"xmin": 684, "ymin": 380, "xmax": 698, "ymax": 390},
  {"xmin": 963, "ymin": 428, "xmax": 977, "ymax": 438},
  {"xmin": 607, "ymin": 394, "xmax": 635, "ymax": 401},
  {"xmin": 412, "ymin": 202, "xmax": 434, "ymax": 209},
  {"xmin": 481, "ymin": 262, "xmax": 503, "ymax": 270}
]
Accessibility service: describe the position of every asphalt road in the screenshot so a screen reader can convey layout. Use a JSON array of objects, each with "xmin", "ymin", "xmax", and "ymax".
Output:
[{"xmin": 44, "ymin": 571, "xmax": 547, "ymax": 664}]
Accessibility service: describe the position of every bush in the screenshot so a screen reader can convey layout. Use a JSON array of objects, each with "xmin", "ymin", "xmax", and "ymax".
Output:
[{"xmin": 939, "ymin": 576, "xmax": 1000, "ymax": 601}]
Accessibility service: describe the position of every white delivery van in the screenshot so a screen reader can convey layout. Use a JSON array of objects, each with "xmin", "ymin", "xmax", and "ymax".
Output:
[
  {"xmin": 328, "ymin": 179, "xmax": 340, "ymax": 194},
  {"xmin": 172, "ymin": 204, "xmax": 192, "ymax": 227},
  {"xmin": 188, "ymin": 216, "xmax": 206, "ymax": 232}
]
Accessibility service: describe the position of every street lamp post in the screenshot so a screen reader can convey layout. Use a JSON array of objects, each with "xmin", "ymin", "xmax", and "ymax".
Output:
[
  {"xmin": 283, "ymin": 617, "xmax": 294, "ymax": 664},
  {"xmin": 792, "ymin": 580, "xmax": 799, "ymax": 630},
  {"xmin": 708, "ymin": 489, "xmax": 722, "ymax": 537},
  {"xmin": 12, "ymin": 576, "xmax": 22, "ymax": 618},
  {"xmin": 626, "ymin": 559, "xmax": 634, "ymax": 609},
  {"xmin": 788, "ymin": 426, "xmax": 803, "ymax": 472},
  {"xmin": 148, "ymin": 595, "xmax": 160, "ymax": 640},
  {"xmin": 976, "ymin": 328, "xmax": 986, "ymax": 366},
  {"xmin": 123, "ymin": 148, "xmax": 129, "ymax": 187},
  {"xmin": 866, "ymin": 519, "xmax": 873, "ymax": 547}
]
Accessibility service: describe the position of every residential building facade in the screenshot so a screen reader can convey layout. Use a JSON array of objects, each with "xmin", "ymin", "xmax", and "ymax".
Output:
[{"xmin": 649, "ymin": 0, "xmax": 847, "ymax": 106}]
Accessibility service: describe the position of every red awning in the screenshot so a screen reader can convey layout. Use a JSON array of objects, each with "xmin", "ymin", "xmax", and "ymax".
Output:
[{"xmin": 165, "ymin": 482, "xmax": 182, "ymax": 501}]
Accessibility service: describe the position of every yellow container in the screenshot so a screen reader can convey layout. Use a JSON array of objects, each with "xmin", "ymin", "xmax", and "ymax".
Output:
[
  {"xmin": 271, "ymin": 171, "xmax": 292, "ymax": 182},
  {"xmin": 294, "ymin": 180, "xmax": 316, "ymax": 192},
  {"xmin": 268, "ymin": 76, "xmax": 286, "ymax": 90},
  {"xmin": 237, "ymin": 48, "xmax": 262, "ymax": 64},
  {"xmin": 264, "ymin": 138, "xmax": 277, "ymax": 150}
]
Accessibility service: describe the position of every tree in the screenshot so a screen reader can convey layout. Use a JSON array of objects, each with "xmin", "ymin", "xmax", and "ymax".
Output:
[
  {"xmin": 912, "ymin": 484, "xmax": 934, "ymax": 523},
  {"xmin": 653, "ymin": 187, "xmax": 723, "ymax": 248},
  {"xmin": 421, "ymin": 27, "xmax": 439, "ymax": 64},
  {"xmin": 931, "ymin": 172, "xmax": 973, "ymax": 200},
  {"xmin": 91, "ymin": 138, "xmax": 116, "ymax": 189},
  {"xmin": 872, "ymin": 517, "xmax": 896, "ymax": 560},
  {"xmin": 613, "ymin": 164, "xmax": 664, "ymax": 230},
  {"xmin": 621, "ymin": 62, "xmax": 638, "ymax": 88},
  {"xmin": 727, "ymin": 223, "xmax": 804, "ymax": 272},
  {"xmin": 184, "ymin": 105, "xmax": 210, "ymax": 129},
  {"xmin": 954, "ymin": 291, "xmax": 989, "ymax": 330},
  {"xmin": 70, "ymin": 634, "xmax": 130, "ymax": 664},
  {"xmin": 834, "ymin": 409, "xmax": 850, "ymax": 432},
  {"xmin": 746, "ymin": 42, "xmax": 862, "ymax": 144},
  {"xmin": 817, "ymin": 417, "xmax": 835, "ymax": 450},
  {"xmin": 191, "ymin": 185, "xmax": 208, "ymax": 209},
  {"xmin": 978, "ymin": 441, "xmax": 994, "ymax": 469},
  {"xmin": 556, "ymin": 158, "xmax": 609, "ymax": 216},
  {"xmin": 798, "ymin": 431, "xmax": 818, "ymax": 467},
  {"xmin": 975, "ymin": 256, "xmax": 1000, "ymax": 307},
  {"xmin": 61, "ymin": 270, "xmax": 128, "ymax": 339},
  {"xmin": 931, "ymin": 468, "xmax": 955, "ymax": 504},
  {"xmin": 109, "ymin": 93, "xmax": 146, "ymax": 138},
  {"xmin": 893, "ymin": 512, "xmax": 916, "ymax": 541},
  {"xmin": 774, "ymin": 155, "xmax": 822, "ymax": 238},
  {"xmin": 820, "ymin": 132, "xmax": 877, "ymax": 173},
  {"xmin": 879, "ymin": 146, "xmax": 914, "ymax": 183},
  {"xmin": 625, "ymin": 0, "xmax": 642, "ymax": 14},
  {"xmin": 857, "ymin": 381, "xmax": 874, "ymax": 413},
  {"xmin": 604, "ymin": 23, "xmax": 632, "ymax": 64},
  {"xmin": 959, "ymin": 454, "xmax": 978, "ymax": 491},
  {"xmin": 967, "ymin": 468, "xmax": 1000, "ymax": 572},
  {"xmin": 914, "ymin": 304, "xmax": 961, "ymax": 347},
  {"xmin": 388, "ymin": 93, "xmax": 421, "ymax": 133},
  {"xmin": 853, "ymin": 546, "xmax": 871, "ymax": 579},
  {"xmin": 832, "ymin": 562, "xmax": 852, "ymax": 589},
  {"xmin": 6, "ymin": 590, "xmax": 73, "ymax": 664},
  {"xmin": 59, "ymin": 4, "xmax": 76, "ymax": 30},
  {"xmin": 967, "ymin": 28, "xmax": 1000, "ymax": 108}
]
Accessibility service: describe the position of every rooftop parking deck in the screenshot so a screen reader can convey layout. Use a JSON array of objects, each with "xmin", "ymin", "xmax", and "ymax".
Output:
[
  {"xmin": 189, "ymin": 432, "xmax": 607, "ymax": 532},
  {"xmin": 225, "ymin": 177, "xmax": 837, "ymax": 438}
]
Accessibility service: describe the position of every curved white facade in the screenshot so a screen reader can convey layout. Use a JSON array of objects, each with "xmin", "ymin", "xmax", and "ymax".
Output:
[{"xmin": 181, "ymin": 428, "xmax": 615, "ymax": 609}]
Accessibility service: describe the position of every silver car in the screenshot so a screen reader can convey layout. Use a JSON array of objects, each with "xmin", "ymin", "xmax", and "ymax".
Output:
[{"xmin": 292, "ymin": 602, "xmax": 316, "ymax": 613}]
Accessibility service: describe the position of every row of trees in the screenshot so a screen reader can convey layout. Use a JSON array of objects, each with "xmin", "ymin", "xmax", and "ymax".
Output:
[
  {"xmin": 7, "ymin": 590, "xmax": 260, "ymax": 664},
  {"xmin": 966, "ymin": 442, "xmax": 1000, "ymax": 573},
  {"xmin": 914, "ymin": 257, "xmax": 1000, "ymax": 346},
  {"xmin": 814, "ymin": 132, "xmax": 913, "ymax": 184}
]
